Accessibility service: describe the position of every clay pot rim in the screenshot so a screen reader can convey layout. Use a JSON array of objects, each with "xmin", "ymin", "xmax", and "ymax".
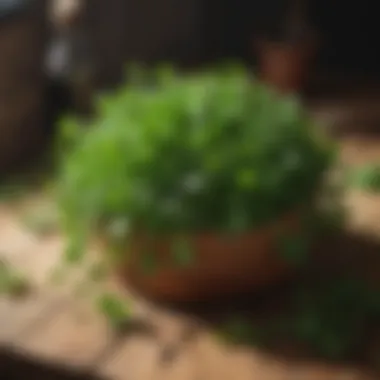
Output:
[{"xmin": 117, "ymin": 206, "xmax": 306, "ymax": 302}]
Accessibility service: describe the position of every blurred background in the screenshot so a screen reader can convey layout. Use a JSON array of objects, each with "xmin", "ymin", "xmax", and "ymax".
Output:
[
  {"xmin": 2, "ymin": 0, "xmax": 380, "ymax": 174},
  {"xmin": 1, "ymin": 0, "xmax": 380, "ymax": 171}
]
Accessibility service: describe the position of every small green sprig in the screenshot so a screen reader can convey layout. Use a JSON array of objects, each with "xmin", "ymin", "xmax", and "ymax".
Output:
[{"xmin": 0, "ymin": 261, "xmax": 30, "ymax": 297}]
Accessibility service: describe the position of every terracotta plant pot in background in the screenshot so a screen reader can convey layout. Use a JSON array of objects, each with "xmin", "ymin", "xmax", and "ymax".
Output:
[
  {"xmin": 256, "ymin": 37, "xmax": 317, "ymax": 94},
  {"xmin": 120, "ymin": 209, "xmax": 305, "ymax": 303}
]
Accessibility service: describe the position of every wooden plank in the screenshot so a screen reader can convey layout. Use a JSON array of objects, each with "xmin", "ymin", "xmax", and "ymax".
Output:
[
  {"xmin": 14, "ymin": 299, "xmax": 112, "ymax": 368},
  {"xmin": 153, "ymin": 343, "xmax": 197, "ymax": 380},
  {"xmin": 144, "ymin": 308, "xmax": 199, "ymax": 380},
  {"xmin": 3, "ymin": 236, "xmax": 66, "ymax": 286},
  {"xmin": 195, "ymin": 331, "xmax": 378, "ymax": 380},
  {"xmin": 0, "ymin": 214, "xmax": 37, "ymax": 258},
  {"xmin": 194, "ymin": 331, "xmax": 293, "ymax": 380},
  {"xmin": 195, "ymin": 332, "xmax": 238, "ymax": 380},
  {"xmin": 2, "ymin": 138, "xmax": 379, "ymax": 379},
  {"xmin": 288, "ymin": 365, "xmax": 375, "ymax": 380},
  {"xmin": 96, "ymin": 294, "xmax": 197, "ymax": 380},
  {"xmin": 340, "ymin": 137, "xmax": 380, "ymax": 167},
  {"xmin": 0, "ymin": 293, "xmax": 62, "ymax": 344},
  {"xmin": 0, "ymin": 202, "xmax": 62, "ymax": 289},
  {"xmin": 0, "ymin": 202, "xmax": 86, "ymax": 293},
  {"xmin": 95, "ymin": 289, "xmax": 159, "ymax": 380},
  {"xmin": 98, "ymin": 334, "xmax": 159, "ymax": 380}
]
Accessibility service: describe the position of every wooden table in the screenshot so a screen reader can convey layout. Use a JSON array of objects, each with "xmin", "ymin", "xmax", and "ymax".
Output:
[{"xmin": 1, "ymin": 136, "xmax": 380, "ymax": 380}]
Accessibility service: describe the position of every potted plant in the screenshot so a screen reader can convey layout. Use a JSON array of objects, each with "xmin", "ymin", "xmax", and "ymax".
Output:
[
  {"xmin": 255, "ymin": 0, "xmax": 317, "ymax": 94},
  {"xmin": 57, "ymin": 66, "xmax": 333, "ymax": 303},
  {"xmin": 0, "ymin": 0, "xmax": 47, "ymax": 173}
]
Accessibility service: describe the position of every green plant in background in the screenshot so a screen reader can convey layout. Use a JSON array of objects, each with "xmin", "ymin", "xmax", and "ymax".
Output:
[
  {"xmin": 289, "ymin": 278, "xmax": 378, "ymax": 359},
  {"xmin": 220, "ymin": 278, "xmax": 380, "ymax": 360},
  {"xmin": 56, "ymin": 64, "xmax": 334, "ymax": 266}
]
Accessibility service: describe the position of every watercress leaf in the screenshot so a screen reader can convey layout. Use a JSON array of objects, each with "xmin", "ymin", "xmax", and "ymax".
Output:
[
  {"xmin": 96, "ymin": 293, "xmax": 131, "ymax": 327},
  {"xmin": 64, "ymin": 237, "xmax": 86, "ymax": 264},
  {"xmin": 88, "ymin": 261, "xmax": 109, "ymax": 282},
  {"xmin": 222, "ymin": 317, "xmax": 256, "ymax": 344},
  {"xmin": 277, "ymin": 232, "xmax": 309, "ymax": 267},
  {"xmin": 318, "ymin": 332, "xmax": 350, "ymax": 359},
  {"xmin": 171, "ymin": 237, "xmax": 194, "ymax": 268},
  {"xmin": 236, "ymin": 168, "xmax": 257, "ymax": 189},
  {"xmin": 139, "ymin": 251, "xmax": 158, "ymax": 275},
  {"xmin": 347, "ymin": 163, "xmax": 380, "ymax": 192}
]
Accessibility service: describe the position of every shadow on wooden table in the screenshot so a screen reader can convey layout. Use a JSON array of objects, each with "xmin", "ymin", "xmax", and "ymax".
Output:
[
  {"xmin": 0, "ymin": 347, "xmax": 107, "ymax": 380},
  {"xmin": 161, "ymin": 232, "xmax": 380, "ymax": 374}
]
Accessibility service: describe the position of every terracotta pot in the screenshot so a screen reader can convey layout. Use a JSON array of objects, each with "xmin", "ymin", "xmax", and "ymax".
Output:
[
  {"xmin": 256, "ymin": 38, "xmax": 316, "ymax": 94},
  {"xmin": 118, "ymin": 209, "xmax": 306, "ymax": 302}
]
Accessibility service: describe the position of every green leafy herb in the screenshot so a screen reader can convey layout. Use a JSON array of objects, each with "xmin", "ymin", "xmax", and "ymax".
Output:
[
  {"xmin": 220, "ymin": 317, "xmax": 264, "ymax": 345},
  {"xmin": 0, "ymin": 261, "xmax": 30, "ymax": 297},
  {"xmin": 64, "ymin": 231, "xmax": 87, "ymax": 264},
  {"xmin": 96, "ymin": 293, "xmax": 131, "ymax": 328},
  {"xmin": 347, "ymin": 163, "xmax": 380, "ymax": 192},
  {"xmin": 171, "ymin": 237, "xmax": 194, "ymax": 268},
  {"xmin": 88, "ymin": 261, "xmax": 109, "ymax": 282},
  {"xmin": 219, "ymin": 278, "xmax": 380, "ymax": 360},
  {"xmin": 277, "ymin": 232, "xmax": 310, "ymax": 267},
  {"xmin": 57, "ymin": 64, "xmax": 333, "ymax": 268},
  {"xmin": 139, "ymin": 251, "xmax": 158, "ymax": 275}
]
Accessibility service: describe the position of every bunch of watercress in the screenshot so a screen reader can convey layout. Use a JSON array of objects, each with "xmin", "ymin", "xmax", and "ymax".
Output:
[{"xmin": 57, "ymin": 65, "xmax": 334, "ymax": 262}]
